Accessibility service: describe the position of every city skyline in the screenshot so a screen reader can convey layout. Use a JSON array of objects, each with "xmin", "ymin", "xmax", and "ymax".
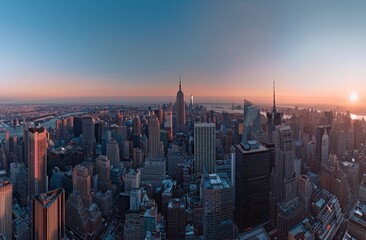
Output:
[{"xmin": 1, "ymin": 1, "xmax": 366, "ymax": 107}]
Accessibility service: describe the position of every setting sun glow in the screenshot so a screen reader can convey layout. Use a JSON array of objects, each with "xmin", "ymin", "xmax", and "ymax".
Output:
[{"xmin": 350, "ymin": 92, "xmax": 358, "ymax": 102}]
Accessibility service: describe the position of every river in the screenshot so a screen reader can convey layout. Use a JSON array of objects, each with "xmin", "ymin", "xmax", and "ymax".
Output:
[{"xmin": 0, "ymin": 112, "xmax": 86, "ymax": 140}]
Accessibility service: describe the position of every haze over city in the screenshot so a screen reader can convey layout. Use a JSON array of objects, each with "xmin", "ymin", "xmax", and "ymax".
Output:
[{"xmin": 1, "ymin": 0, "xmax": 366, "ymax": 107}]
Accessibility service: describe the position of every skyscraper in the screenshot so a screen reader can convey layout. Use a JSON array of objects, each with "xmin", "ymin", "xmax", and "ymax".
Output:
[
  {"xmin": 266, "ymin": 81, "xmax": 283, "ymax": 142},
  {"xmin": 271, "ymin": 126, "xmax": 303, "ymax": 238},
  {"xmin": 202, "ymin": 173, "xmax": 233, "ymax": 240},
  {"xmin": 28, "ymin": 127, "xmax": 48, "ymax": 198},
  {"xmin": 73, "ymin": 164, "xmax": 93, "ymax": 207},
  {"xmin": 107, "ymin": 139, "xmax": 120, "ymax": 166},
  {"xmin": 0, "ymin": 180, "xmax": 12, "ymax": 240},
  {"xmin": 194, "ymin": 123, "xmax": 216, "ymax": 174},
  {"xmin": 234, "ymin": 141, "xmax": 271, "ymax": 231},
  {"xmin": 242, "ymin": 99, "xmax": 260, "ymax": 143},
  {"xmin": 176, "ymin": 77, "xmax": 185, "ymax": 130},
  {"xmin": 82, "ymin": 117, "xmax": 96, "ymax": 143},
  {"xmin": 73, "ymin": 116, "xmax": 82, "ymax": 138},
  {"xmin": 165, "ymin": 108, "xmax": 173, "ymax": 142},
  {"xmin": 96, "ymin": 155, "xmax": 112, "ymax": 191},
  {"xmin": 321, "ymin": 129, "xmax": 329, "ymax": 163},
  {"xmin": 32, "ymin": 188, "xmax": 65, "ymax": 240},
  {"xmin": 315, "ymin": 125, "xmax": 331, "ymax": 173},
  {"xmin": 148, "ymin": 114, "xmax": 163, "ymax": 158},
  {"xmin": 133, "ymin": 115, "xmax": 142, "ymax": 135},
  {"xmin": 167, "ymin": 198, "xmax": 186, "ymax": 240}
]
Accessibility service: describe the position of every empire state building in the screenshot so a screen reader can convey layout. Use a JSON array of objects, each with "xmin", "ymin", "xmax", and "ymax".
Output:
[{"xmin": 176, "ymin": 77, "xmax": 185, "ymax": 130}]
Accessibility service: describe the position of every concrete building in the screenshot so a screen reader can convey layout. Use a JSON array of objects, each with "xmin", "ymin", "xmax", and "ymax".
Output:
[
  {"xmin": 106, "ymin": 139, "xmax": 120, "ymax": 166},
  {"xmin": 96, "ymin": 155, "xmax": 112, "ymax": 192},
  {"xmin": 271, "ymin": 126, "xmax": 303, "ymax": 238},
  {"xmin": 202, "ymin": 173, "xmax": 233, "ymax": 240},
  {"xmin": 0, "ymin": 180, "xmax": 12, "ymax": 240},
  {"xmin": 28, "ymin": 127, "xmax": 48, "ymax": 198},
  {"xmin": 72, "ymin": 164, "xmax": 93, "ymax": 207},
  {"xmin": 125, "ymin": 168, "xmax": 141, "ymax": 192},
  {"xmin": 348, "ymin": 201, "xmax": 366, "ymax": 240},
  {"xmin": 148, "ymin": 115, "xmax": 164, "ymax": 158},
  {"xmin": 141, "ymin": 157, "xmax": 166, "ymax": 189},
  {"xmin": 194, "ymin": 123, "xmax": 216, "ymax": 174},
  {"xmin": 32, "ymin": 188, "xmax": 65, "ymax": 240}
]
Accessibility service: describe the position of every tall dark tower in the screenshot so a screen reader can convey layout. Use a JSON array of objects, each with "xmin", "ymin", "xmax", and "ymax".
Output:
[
  {"xmin": 267, "ymin": 81, "xmax": 283, "ymax": 142},
  {"xmin": 176, "ymin": 77, "xmax": 185, "ymax": 131}
]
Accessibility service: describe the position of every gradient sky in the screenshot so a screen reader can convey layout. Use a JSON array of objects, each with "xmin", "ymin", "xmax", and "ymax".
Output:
[{"xmin": 1, "ymin": 0, "xmax": 366, "ymax": 106}]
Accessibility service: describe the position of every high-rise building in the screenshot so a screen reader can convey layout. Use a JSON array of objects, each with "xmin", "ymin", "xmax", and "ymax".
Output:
[
  {"xmin": 234, "ymin": 141, "xmax": 271, "ymax": 231},
  {"xmin": 28, "ymin": 127, "xmax": 48, "ymax": 198},
  {"xmin": 73, "ymin": 116, "xmax": 82, "ymax": 138},
  {"xmin": 194, "ymin": 123, "xmax": 216, "ymax": 174},
  {"xmin": 55, "ymin": 117, "xmax": 68, "ymax": 140},
  {"xmin": 96, "ymin": 155, "xmax": 112, "ymax": 192},
  {"xmin": 202, "ymin": 173, "xmax": 233, "ymax": 240},
  {"xmin": 297, "ymin": 174, "xmax": 313, "ymax": 214},
  {"xmin": 32, "ymin": 188, "xmax": 65, "ymax": 240},
  {"xmin": 0, "ymin": 180, "xmax": 12, "ymax": 240},
  {"xmin": 266, "ymin": 81, "xmax": 283, "ymax": 142},
  {"xmin": 316, "ymin": 125, "xmax": 331, "ymax": 173},
  {"xmin": 271, "ymin": 126, "xmax": 303, "ymax": 238},
  {"xmin": 107, "ymin": 139, "xmax": 120, "ymax": 166},
  {"xmin": 241, "ymin": 99, "xmax": 260, "ymax": 143},
  {"xmin": 167, "ymin": 198, "xmax": 186, "ymax": 240},
  {"xmin": 72, "ymin": 164, "xmax": 93, "ymax": 207},
  {"xmin": 133, "ymin": 115, "xmax": 142, "ymax": 135},
  {"xmin": 82, "ymin": 117, "xmax": 96, "ymax": 143},
  {"xmin": 176, "ymin": 78, "xmax": 185, "ymax": 130},
  {"xmin": 165, "ymin": 108, "xmax": 173, "ymax": 142},
  {"xmin": 125, "ymin": 168, "xmax": 141, "ymax": 192},
  {"xmin": 148, "ymin": 115, "xmax": 163, "ymax": 158},
  {"xmin": 116, "ymin": 113, "xmax": 123, "ymax": 127},
  {"xmin": 141, "ymin": 157, "xmax": 166, "ymax": 189},
  {"xmin": 321, "ymin": 129, "xmax": 329, "ymax": 163}
]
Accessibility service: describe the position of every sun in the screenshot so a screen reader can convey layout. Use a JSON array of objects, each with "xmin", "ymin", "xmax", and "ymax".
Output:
[{"xmin": 350, "ymin": 92, "xmax": 358, "ymax": 102}]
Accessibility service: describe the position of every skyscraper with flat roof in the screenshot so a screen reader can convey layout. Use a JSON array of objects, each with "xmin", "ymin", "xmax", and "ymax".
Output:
[
  {"xmin": 194, "ymin": 123, "xmax": 216, "ymax": 174},
  {"xmin": 0, "ymin": 180, "xmax": 12, "ymax": 240},
  {"xmin": 28, "ymin": 127, "xmax": 48, "ymax": 198},
  {"xmin": 234, "ymin": 141, "xmax": 271, "ymax": 231},
  {"xmin": 32, "ymin": 188, "xmax": 65, "ymax": 240},
  {"xmin": 202, "ymin": 173, "xmax": 233, "ymax": 240}
]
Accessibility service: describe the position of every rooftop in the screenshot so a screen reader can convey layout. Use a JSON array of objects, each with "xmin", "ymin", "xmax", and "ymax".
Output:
[
  {"xmin": 28, "ymin": 127, "xmax": 45, "ymax": 133},
  {"xmin": 350, "ymin": 201, "xmax": 366, "ymax": 225},
  {"xmin": 203, "ymin": 173, "xmax": 231, "ymax": 190},
  {"xmin": 33, "ymin": 188, "xmax": 64, "ymax": 207},
  {"xmin": 238, "ymin": 226, "xmax": 271, "ymax": 240},
  {"xmin": 127, "ymin": 168, "xmax": 140, "ymax": 175}
]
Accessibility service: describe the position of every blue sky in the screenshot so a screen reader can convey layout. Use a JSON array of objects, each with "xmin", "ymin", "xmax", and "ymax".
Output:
[{"xmin": 1, "ymin": 0, "xmax": 366, "ymax": 105}]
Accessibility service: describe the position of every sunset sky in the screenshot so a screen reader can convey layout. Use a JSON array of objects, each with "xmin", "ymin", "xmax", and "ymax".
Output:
[{"xmin": 1, "ymin": 0, "xmax": 366, "ymax": 106}]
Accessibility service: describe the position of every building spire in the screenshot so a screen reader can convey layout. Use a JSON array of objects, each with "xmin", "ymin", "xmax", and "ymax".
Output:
[
  {"xmin": 179, "ymin": 76, "xmax": 182, "ymax": 91},
  {"xmin": 273, "ymin": 80, "xmax": 276, "ymax": 108}
]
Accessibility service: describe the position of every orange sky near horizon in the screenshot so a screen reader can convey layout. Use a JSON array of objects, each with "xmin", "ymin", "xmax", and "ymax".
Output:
[{"xmin": 0, "ymin": 76, "xmax": 362, "ymax": 108}]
